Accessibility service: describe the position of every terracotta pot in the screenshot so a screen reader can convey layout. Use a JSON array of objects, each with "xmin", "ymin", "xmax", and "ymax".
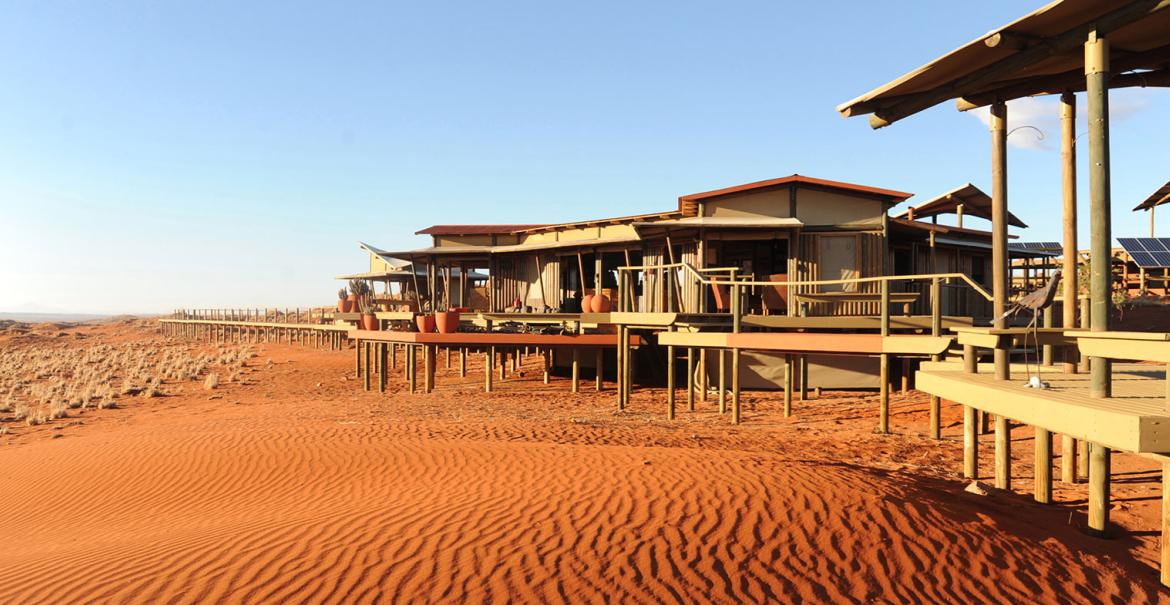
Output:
[
  {"xmin": 590, "ymin": 294, "xmax": 611, "ymax": 313},
  {"xmin": 342, "ymin": 299, "xmax": 355, "ymax": 313},
  {"xmin": 361, "ymin": 313, "xmax": 379, "ymax": 331},
  {"xmin": 435, "ymin": 310, "xmax": 461, "ymax": 334},
  {"xmin": 347, "ymin": 294, "xmax": 359, "ymax": 305},
  {"xmin": 336, "ymin": 300, "xmax": 347, "ymax": 313},
  {"xmin": 581, "ymin": 294, "xmax": 594, "ymax": 314},
  {"xmin": 415, "ymin": 314, "xmax": 436, "ymax": 333}
]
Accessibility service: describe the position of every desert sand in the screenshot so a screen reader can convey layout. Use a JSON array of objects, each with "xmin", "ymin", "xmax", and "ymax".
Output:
[{"xmin": 1, "ymin": 320, "xmax": 1167, "ymax": 603}]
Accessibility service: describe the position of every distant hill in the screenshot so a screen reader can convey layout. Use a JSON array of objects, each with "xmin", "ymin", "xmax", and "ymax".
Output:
[{"xmin": 0, "ymin": 312, "xmax": 114, "ymax": 324}]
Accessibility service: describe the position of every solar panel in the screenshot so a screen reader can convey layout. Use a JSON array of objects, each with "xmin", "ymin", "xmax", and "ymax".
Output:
[
  {"xmin": 1118, "ymin": 238, "xmax": 1170, "ymax": 268},
  {"xmin": 1009, "ymin": 241, "xmax": 1062, "ymax": 256}
]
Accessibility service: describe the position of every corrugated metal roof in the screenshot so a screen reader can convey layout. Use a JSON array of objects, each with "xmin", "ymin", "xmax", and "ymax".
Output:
[
  {"xmin": 415, "ymin": 224, "xmax": 550, "ymax": 236},
  {"xmin": 679, "ymin": 174, "xmax": 912, "ymax": 203},
  {"xmin": 839, "ymin": 0, "xmax": 1170, "ymax": 128}
]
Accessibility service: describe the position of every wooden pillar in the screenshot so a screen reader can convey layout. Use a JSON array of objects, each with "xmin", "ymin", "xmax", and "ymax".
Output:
[
  {"xmin": 995, "ymin": 415, "xmax": 1011, "ymax": 490},
  {"xmin": 1035, "ymin": 428, "xmax": 1052, "ymax": 504},
  {"xmin": 686, "ymin": 347, "xmax": 695, "ymax": 412},
  {"xmin": 666, "ymin": 345, "xmax": 675, "ymax": 420},
  {"xmin": 1042, "ymin": 306, "xmax": 1054, "ymax": 366},
  {"xmin": 990, "ymin": 100, "xmax": 1010, "ymax": 382},
  {"xmin": 731, "ymin": 348, "xmax": 741, "ymax": 425},
  {"xmin": 878, "ymin": 354, "xmax": 889, "ymax": 434},
  {"xmin": 460, "ymin": 348, "xmax": 467, "ymax": 377},
  {"xmin": 616, "ymin": 326, "xmax": 625, "ymax": 408},
  {"xmin": 542, "ymin": 349, "xmax": 550, "ymax": 385},
  {"xmin": 1161, "ymin": 462, "xmax": 1170, "ymax": 587},
  {"xmin": 595, "ymin": 348, "xmax": 603, "ymax": 392},
  {"xmin": 572, "ymin": 348, "xmax": 580, "ymax": 393},
  {"xmin": 1088, "ymin": 442, "xmax": 1111, "ymax": 537},
  {"xmin": 964, "ymin": 406, "xmax": 978, "ymax": 479},
  {"xmin": 783, "ymin": 354, "xmax": 793, "ymax": 417},
  {"xmin": 378, "ymin": 343, "xmax": 386, "ymax": 393},
  {"xmin": 1086, "ymin": 31, "xmax": 1112, "ymax": 399},
  {"xmin": 718, "ymin": 349, "xmax": 726, "ymax": 414},
  {"xmin": 699, "ymin": 349, "xmax": 708, "ymax": 402},
  {"xmin": 408, "ymin": 345, "xmax": 417, "ymax": 393},
  {"xmin": 485, "ymin": 347, "xmax": 493, "ymax": 393},
  {"xmin": 425, "ymin": 345, "xmax": 435, "ymax": 393},
  {"xmin": 363, "ymin": 342, "xmax": 372, "ymax": 392},
  {"xmin": 1062, "ymin": 435, "xmax": 1079, "ymax": 484}
]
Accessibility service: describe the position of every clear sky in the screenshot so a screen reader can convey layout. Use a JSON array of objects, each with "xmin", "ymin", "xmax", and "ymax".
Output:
[{"xmin": 1, "ymin": 1, "xmax": 1167, "ymax": 314}]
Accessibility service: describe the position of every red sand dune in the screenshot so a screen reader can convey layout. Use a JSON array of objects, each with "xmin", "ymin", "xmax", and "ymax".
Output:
[{"xmin": 0, "ymin": 321, "xmax": 1167, "ymax": 603}]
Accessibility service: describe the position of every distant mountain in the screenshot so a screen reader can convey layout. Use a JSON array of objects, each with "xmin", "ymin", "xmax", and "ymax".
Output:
[{"xmin": 0, "ymin": 312, "xmax": 113, "ymax": 324}]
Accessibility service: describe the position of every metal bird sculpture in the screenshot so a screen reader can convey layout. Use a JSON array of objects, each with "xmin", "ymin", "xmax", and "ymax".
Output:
[
  {"xmin": 1000, "ymin": 270, "xmax": 1062, "ymax": 389},
  {"xmin": 1000, "ymin": 270, "xmax": 1061, "ymax": 321}
]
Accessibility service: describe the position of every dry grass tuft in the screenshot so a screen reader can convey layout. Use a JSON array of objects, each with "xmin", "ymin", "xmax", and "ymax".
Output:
[{"xmin": 0, "ymin": 338, "xmax": 254, "ymax": 429}]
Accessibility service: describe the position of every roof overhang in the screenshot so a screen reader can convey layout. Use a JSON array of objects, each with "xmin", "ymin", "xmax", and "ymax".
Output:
[
  {"xmin": 839, "ymin": 0, "xmax": 1170, "ymax": 128},
  {"xmin": 896, "ymin": 183, "xmax": 1028, "ymax": 228},
  {"xmin": 1135, "ymin": 179, "xmax": 1170, "ymax": 211},
  {"xmin": 631, "ymin": 216, "xmax": 805, "ymax": 230}
]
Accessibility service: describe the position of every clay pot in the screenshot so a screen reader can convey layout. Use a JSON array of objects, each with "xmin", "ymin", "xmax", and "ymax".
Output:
[
  {"xmin": 361, "ymin": 313, "xmax": 379, "ymax": 331},
  {"xmin": 581, "ymin": 294, "xmax": 594, "ymax": 314},
  {"xmin": 336, "ymin": 300, "xmax": 347, "ymax": 313},
  {"xmin": 590, "ymin": 294, "xmax": 612, "ymax": 313},
  {"xmin": 435, "ymin": 310, "xmax": 461, "ymax": 334},
  {"xmin": 415, "ymin": 314, "xmax": 436, "ymax": 333}
]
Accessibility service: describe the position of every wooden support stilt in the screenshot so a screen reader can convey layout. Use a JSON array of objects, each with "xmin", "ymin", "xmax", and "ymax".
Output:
[
  {"xmin": 408, "ymin": 345, "xmax": 417, "ymax": 394},
  {"xmin": 878, "ymin": 354, "xmax": 890, "ymax": 434},
  {"xmin": 731, "ymin": 348, "xmax": 741, "ymax": 425},
  {"xmin": 355, "ymin": 338, "xmax": 362, "ymax": 378},
  {"xmin": 799, "ymin": 355, "xmax": 808, "ymax": 401},
  {"xmin": 1062, "ymin": 435, "xmax": 1078, "ymax": 483},
  {"xmin": 783, "ymin": 354, "xmax": 793, "ymax": 417},
  {"xmin": 699, "ymin": 349, "xmax": 708, "ymax": 402},
  {"xmin": 616, "ymin": 326, "xmax": 625, "ymax": 409},
  {"xmin": 499, "ymin": 349, "xmax": 506, "ymax": 381},
  {"xmin": 595, "ymin": 348, "xmax": 603, "ymax": 392},
  {"xmin": 666, "ymin": 345, "xmax": 675, "ymax": 420},
  {"xmin": 571, "ymin": 348, "xmax": 580, "ymax": 393},
  {"xmin": 1034, "ymin": 428, "xmax": 1052, "ymax": 503},
  {"xmin": 425, "ymin": 345, "xmax": 435, "ymax": 393},
  {"xmin": 378, "ymin": 343, "xmax": 386, "ymax": 393},
  {"xmin": 1161, "ymin": 462, "xmax": 1170, "ymax": 587},
  {"xmin": 995, "ymin": 415, "xmax": 1011, "ymax": 490},
  {"xmin": 542, "ymin": 348, "xmax": 550, "ymax": 385},
  {"xmin": 485, "ymin": 347, "xmax": 493, "ymax": 393},
  {"xmin": 686, "ymin": 347, "xmax": 695, "ymax": 412},
  {"xmin": 718, "ymin": 349, "xmax": 726, "ymax": 414},
  {"xmin": 964, "ymin": 406, "xmax": 978, "ymax": 479},
  {"xmin": 459, "ymin": 348, "xmax": 466, "ymax": 377},
  {"xmin": 1088, "ymin": 442, "xmax": 1111, "ymax": 537},
  {"xmin": 1078, "ymin": 437, "xmax": 1090, "ymax": 481},
  {"xmin": 363, "ymin": 342, "xmax": 372, "ymax": 392}
]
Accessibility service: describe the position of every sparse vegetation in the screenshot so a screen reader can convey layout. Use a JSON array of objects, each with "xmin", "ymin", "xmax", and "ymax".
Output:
[{"xmin": 0, "ymin": 336, "xmax": 256, "ymax": 433}]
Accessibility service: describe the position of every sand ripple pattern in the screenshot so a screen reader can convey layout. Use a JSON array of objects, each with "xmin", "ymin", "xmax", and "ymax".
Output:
[{"xmin": 0, "ymin": 421, "xmax": 1147, "ymax": 604}]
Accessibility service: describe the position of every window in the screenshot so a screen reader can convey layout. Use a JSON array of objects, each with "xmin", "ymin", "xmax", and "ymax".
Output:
[{"xmin": 818, "ymin": 235, "xmax": 859, "ymax": 292}]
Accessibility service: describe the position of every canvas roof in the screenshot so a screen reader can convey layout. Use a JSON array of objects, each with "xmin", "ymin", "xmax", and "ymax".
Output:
[
  {"xmin": 1134, "ymin": 179, "xmax": 1170, "ymax": 211},
  {"xmin": 895, "ymin": 183, "xmax": 1028, "ymax": 228},
  {"xmin": 838, "ymin": 0, "xmax": 1170, "ymax": 128}
]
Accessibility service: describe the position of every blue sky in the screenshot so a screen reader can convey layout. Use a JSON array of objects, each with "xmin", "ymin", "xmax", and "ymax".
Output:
[{"xmin": 1, "ymin": 1, "xmax": 1167, "ymax": 314}]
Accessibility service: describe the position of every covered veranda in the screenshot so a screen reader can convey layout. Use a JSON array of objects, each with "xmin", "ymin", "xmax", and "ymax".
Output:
[{"xmin": 837, "ymin": 0, "xmax": 1170, "ymax": 585}]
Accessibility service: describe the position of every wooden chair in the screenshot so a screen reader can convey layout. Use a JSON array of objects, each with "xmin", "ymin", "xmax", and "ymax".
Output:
[
  {"xmin": 711, "ymin": 283, "xmax": 731, "ymax": 312},
  {"xmin": 762, "ymin": 273, "xmax": 789, "ymax": 315}
]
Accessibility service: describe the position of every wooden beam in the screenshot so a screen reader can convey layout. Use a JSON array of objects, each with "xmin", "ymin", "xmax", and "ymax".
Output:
[
  {"xmin": 1035, "ymin": 428, "xmax": 1052, "ymax": 503},
  {"xmin": 867, "ymin": 0, "xmax": 1170, "ymax": 128},
  {"xmin": 1062, "ymin": 92, "xmax": 1079, "ymax": 375},
  {"xmin": 955, "ymin": 43, "xmax": 1170, "ymax": 111}
]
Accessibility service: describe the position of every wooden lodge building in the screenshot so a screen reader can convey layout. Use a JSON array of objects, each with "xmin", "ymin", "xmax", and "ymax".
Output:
[{"xmin": 364, "ymin": 175, "xmax": 1017, "ymax": 321}]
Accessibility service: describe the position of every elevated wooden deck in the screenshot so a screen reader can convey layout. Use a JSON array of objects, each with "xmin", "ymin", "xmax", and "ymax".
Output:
[
  {"xmin": 349, "ymin": 330, "xmax": 640, "ymax": 348},
  {"xmin": 657, "ymin": 331, "xmax": 953, "ymax": 356},
  {"xmin": 917, "ymin": 363, "xmax": 1170, "ymax": 453}
]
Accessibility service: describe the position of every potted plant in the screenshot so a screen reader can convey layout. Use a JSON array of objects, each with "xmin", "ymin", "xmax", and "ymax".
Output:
[
  {"xmin": 337, "ymin": 288, "xmax": 351, "ymax": 313},
  {"xmin": 349, "ymin": 280, "xmax": 377, "ymax": 330},
  {"xmin": 415, "ymin": 301, "xmax": 436, "ymax": 333},
  {"xmin": 435, "ymin": 302, "xmax": 461, "ymax": 334},
  {"xmin": 590, "ymin": 292, "xmax": 612, "ymax": 313},
  {"xmin": 346, "ymin": 278, "xmax": 363, "ymax": 310}
]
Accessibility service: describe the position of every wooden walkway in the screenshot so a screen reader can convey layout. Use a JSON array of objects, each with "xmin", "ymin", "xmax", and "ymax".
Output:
[{"xmin": 918, "ymin": 363, "xmax": 1170, "ymax": 453}]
